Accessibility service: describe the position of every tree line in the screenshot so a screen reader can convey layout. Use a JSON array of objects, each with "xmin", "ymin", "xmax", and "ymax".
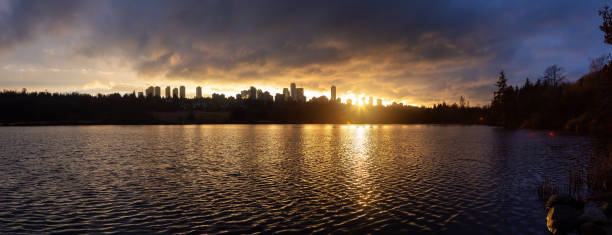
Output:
[{"xmin": 0, "ymin": 90, "xmax": 487, "ymax": 125}]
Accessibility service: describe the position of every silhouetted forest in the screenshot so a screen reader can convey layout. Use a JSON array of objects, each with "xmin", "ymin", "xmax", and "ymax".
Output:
[
  {"xmin": 488, "ymin": 6, "xmax": 612, "ymax": 135},
  {"xmin": 0, "ymin": 90, "xmax": 487, "ymax": 125},
  {"xmin": 489, "ymin": 64, "xmax": 611, "ymax": 134}
]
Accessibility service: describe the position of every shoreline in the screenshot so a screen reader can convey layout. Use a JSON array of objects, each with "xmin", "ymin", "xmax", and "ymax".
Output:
[
  {"xmin": 2, "ymin": 121, "xmax": 609, "ymax": 136},
  {"xmin": 0, "ymin": 121, "xmax": 489, "ymax": 126}
]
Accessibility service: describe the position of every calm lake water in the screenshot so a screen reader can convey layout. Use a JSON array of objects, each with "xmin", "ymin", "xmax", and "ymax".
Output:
[{"xmin": 0, "ymin": 125, "xmax": 606, "ymax": 234}]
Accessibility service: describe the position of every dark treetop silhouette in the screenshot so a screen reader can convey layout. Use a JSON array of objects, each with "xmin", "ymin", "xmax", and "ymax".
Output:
[{"xmin": 0, "ymin": 89, "xmax": 487, "ymax": 126}]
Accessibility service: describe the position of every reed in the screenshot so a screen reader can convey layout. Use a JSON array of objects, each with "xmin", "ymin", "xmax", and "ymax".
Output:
[{"xmin": 538, "ymin": 143, "xmax": 612, "ymax": 201}]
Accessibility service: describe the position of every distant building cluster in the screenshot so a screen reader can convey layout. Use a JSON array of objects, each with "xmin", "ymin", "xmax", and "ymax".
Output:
[
  {"xmin": 137, "ymin": 83, "xmax": 395, "ymax": 106},
  {"xmin": 236, "ymin": 83, "xmax": 311, "ymax": 103},
  {"xmin": 141, "ymin": 85, "xmax": 184, "ymax": 99}
]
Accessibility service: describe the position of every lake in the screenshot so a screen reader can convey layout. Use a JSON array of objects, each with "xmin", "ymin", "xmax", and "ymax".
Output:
[{"xmin": 0, "ymin": 125, "xmax": 605, "ymax": 234}]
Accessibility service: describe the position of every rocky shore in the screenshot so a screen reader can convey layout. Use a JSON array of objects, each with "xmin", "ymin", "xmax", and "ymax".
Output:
[{"xmin": 546, "ymin": 194, "xmax": 612, "ymax": 234}]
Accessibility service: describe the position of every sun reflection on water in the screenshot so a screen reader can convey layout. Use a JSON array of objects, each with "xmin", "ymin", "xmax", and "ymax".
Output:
[{"xmin": 343, "ymin": 124, "xmax": 373, "ymax": 208}]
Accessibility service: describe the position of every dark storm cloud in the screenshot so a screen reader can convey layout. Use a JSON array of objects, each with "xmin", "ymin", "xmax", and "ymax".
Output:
[
  {"xmin": 73, "ymin": 0, "xmax": 507, "ymax": 69},
  {"xmin": 0, "ymin": 0, "xmax": 607, "ymax": 104},
  {"xmin": 0, "ymin": 0, "xmax": 82, "ymax": 51}
]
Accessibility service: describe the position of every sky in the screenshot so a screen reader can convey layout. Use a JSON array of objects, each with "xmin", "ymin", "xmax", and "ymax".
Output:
[{"xmin": 0, "ymin": 0, "xmax": 610, "ymax": 106}]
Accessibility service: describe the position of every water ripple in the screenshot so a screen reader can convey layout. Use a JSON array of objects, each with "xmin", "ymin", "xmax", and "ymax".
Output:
[{"xmin": 0, "ymin": 125, "xmax": 602, "ymax": 234}]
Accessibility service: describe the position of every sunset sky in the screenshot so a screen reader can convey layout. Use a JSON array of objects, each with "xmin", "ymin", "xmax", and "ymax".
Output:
[{"xmin": 0, "ymin": 0, "xmax": 609, "ymax": 106}]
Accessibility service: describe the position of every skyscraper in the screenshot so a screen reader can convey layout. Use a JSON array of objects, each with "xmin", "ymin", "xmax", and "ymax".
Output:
[
  {"xmin": 154, "ymin": 86, "xmax": 161, "ymax": 98},
  {"xmin": 331, "ymin": 85, "xmax": 336, "ymax": 101},
  {"xmin": 377, "ymin": 98, "xmax": 382, "ymax": 106},
  {"xmin": 369, "ymin": 96, "xmax": 373, "ymax": 106},
  {"xmin": 249, "ymin": 86, "xmax": 257, "ymax": 100},
  {"xmin": 296, "ymin": 88, "xmax": 305, "ymax": 102},
  {"xmin": 290, "ymin": 83, "xmax": 296, "ymax": 101},
  {"xmin": 196, "ymin": 86, "xmax": 202, "ymax": 99},
  {"xmin": 262, "ymin": 91, "xmax": 273, "ymax": 102},
  {"xmin": 165, "ymin": 86, "xmax": 171, "ymax": 98},
  {"xmin": 283, "ymin": 88, "xmax": 290, "ymax": 101},
  {"xmin": 179, "ymin": 86, "xmax": 185, "ymax": 99},
  {"xmin": 172, "ymin": 88, "xmax": 179, "ymax": 98},
  {"xmin": 275, "ymin": 93, "xmax": 284, "ymax": 102},
  {"xmin": 145, "ymin": 86, "xmax": 154, "ymax": 97}
]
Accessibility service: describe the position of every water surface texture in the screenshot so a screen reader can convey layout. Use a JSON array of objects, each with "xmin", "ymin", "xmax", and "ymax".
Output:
[{"xmin": 0, "ymin": 125, "xmax": 603, "ymax": 234}]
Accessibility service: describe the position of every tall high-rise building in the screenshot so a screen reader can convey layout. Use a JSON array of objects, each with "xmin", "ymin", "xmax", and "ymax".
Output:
[
  {"xmin": 283, "ymin": 88, "xmax": 290, "ymax": 101},
  {"xmin": 347, "ymin": 99, "xmax": 352, "ymax": 105},
  {"xmin": 196, "ymin": 86, "xmax": 202, "ymax": 99},
  {"xmin": 369, "ymin": 96, "xmax": 373, "ymax": 106},
  {"xmin": 290, "ymin": 83, "xmax": 296, "ymax": 100},
  {"xmin": 179, "ymin": 86, "xmax": 186, "ymax": 99},
  {"xmin": 145, "ymin": 86, "xmax": 154, "ymax": 97},
  {"xmin": 275, "ymin": 93, "xmax": 284, "ymax": 102},
  {"xmin": 249, "ymin": 86, "xmax": 257, "ymax": 100},
  {"xmin": 165, "ymin": 86, "xmax": 171, "ymax": 98},
  {"xmin": 256, "ymin": 89, "xmax": 263, "ymax": 100},
  {"xmin": 296, "ymin": 88, "xmax": 305, "ymax": 102},
  {"xmin": 138, "ymin": 92, "xmax": 144, "ymax": 98},
  {"xmin": 154, "ymin": 86, "xmax": 161, "ymax": 98},
  {"xmin": 331, "ymin": 85, "xmax": 336, "ymax": 101},
  {"xmin": 172, "ymin": 88, "xmax": 179, "ymax": 98},
  {"xmin": 377, "ymin": 98, "xmax": 383, "ymax": 106},
  {"xmin": 262, "ymin": 91, "xmax": 273, "ymax": 102}
]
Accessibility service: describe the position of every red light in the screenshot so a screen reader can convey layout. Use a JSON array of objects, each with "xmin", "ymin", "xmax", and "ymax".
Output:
[{"xmin": 548, "ymin": 132, "xmax": 554, "ymax": 136}]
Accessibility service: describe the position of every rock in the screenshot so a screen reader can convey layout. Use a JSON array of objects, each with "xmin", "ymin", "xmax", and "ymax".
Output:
[
  {"xmin": 580, "ymin": 203, "xmax": 608, "ymax": 224},
  {"xmin": 602, "ymin": 202, "xmax": 612, "ymax": 215},
  {"xmin": 579, "ymin": 222, "xmax": 607, "ymax": 235},
  {"xmin": 547, "ymin": 204, "xmax": 581, "ymax": 234},
  {"xmin": 547, "ymin": 194, "xmax": 581, "ymax": 212},
  {"xmin": 589, "ymin": 192, "xmax": 612, "ymax": 202}
]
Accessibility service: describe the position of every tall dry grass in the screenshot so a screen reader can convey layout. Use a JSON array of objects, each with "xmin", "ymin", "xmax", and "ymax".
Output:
[
  {"xmin": 538, "ymin": 141, "xmax": 612, "ymax": 201},
  {"xmin": 587, "ymin": 143, "xmax": 612, "ymax": 194}
]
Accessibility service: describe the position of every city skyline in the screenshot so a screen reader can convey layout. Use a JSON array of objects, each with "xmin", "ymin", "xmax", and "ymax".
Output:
[{"xmin": 135, "ymin": 83, "xmax": 410, "ymax": 107}]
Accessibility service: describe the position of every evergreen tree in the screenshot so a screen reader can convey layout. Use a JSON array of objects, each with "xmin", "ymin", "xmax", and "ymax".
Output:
[
  {"xmin": 600, "ymin": 6, "xmax": 612, "ymax": 45},
  {"xmin": 493, "ymin": 70, "xmax": 507, "ymax": 106}
]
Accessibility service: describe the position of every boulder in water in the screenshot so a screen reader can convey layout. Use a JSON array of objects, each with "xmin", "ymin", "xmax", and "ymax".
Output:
[
  {"xmin": 579, "ymin": 222, "xmax": 607, "ymax": 235},
  {"xmin": 579, "ymin": 203, "xmax": 608, "ymax": 224},
  {"xmin": 547, "ymin": 204, "xmax": 581, "ymax": 234},
  {"xmin": 547, "ymin": 194, "xmax": 581, "ymax": 212},
  {"xmin": 601, "ymin": 202, "xmax": 612, "ymax": 215}
]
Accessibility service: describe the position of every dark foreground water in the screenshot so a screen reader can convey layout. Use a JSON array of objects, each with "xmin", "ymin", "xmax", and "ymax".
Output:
[{"xmin": 0, "ymin": 125, "xmax": 606, "ymax": 234}]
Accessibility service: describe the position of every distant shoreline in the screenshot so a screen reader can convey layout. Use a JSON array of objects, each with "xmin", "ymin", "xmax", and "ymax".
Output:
[
  {"xmin": 3, "ymin": 121, "xmax": 608, "ymax": 138},
  {"xmin": 0, "ymin": 121, "xmax": 489, "ymax": 126}
]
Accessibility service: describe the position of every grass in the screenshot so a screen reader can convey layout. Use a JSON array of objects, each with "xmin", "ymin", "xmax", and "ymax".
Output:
[
  {"xmin": 537, "ymin": 169, "xmax": 586, "ymax": 202},
  {"xmin": 587, "ymin": 144, "xmax": 612, "ymax": 194}
]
